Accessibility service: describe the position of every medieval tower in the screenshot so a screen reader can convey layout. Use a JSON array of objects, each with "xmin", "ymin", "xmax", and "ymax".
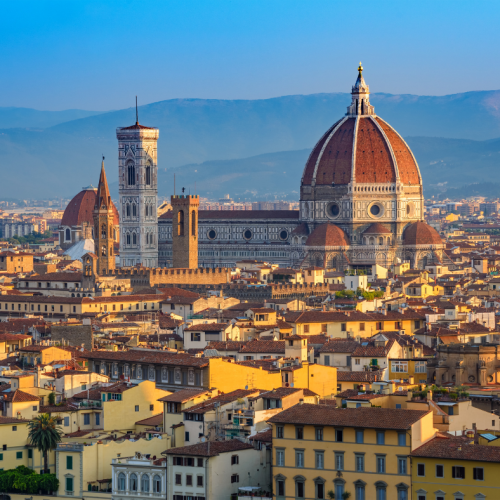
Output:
[
  {"xmin": 116, "ymin": 112, "xmax": 159, "ymax": 268},
  {"xmin": 171, "ymin": 194, "xmax": 199, "ymax": 268},
  {"xmin": 93, "ymin": 160, "xmax": 116, "ymax": 274}
]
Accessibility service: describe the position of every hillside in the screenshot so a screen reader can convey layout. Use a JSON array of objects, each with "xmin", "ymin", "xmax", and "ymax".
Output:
[{"xmin": 2, "ymin": 90, "xmax": 500, "ymax": 198}]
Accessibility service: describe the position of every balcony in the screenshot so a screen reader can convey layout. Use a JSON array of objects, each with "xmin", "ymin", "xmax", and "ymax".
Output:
[{"xmin": 57, "ymin": 443, "xmax": 84, "ymax": 452}]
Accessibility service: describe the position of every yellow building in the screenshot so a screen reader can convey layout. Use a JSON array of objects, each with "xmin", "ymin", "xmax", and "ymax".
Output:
[
  {"xmin": 388, "ymin": 358, "xmax": 428, "ymax": 382},
  {"xmin": 19, "ymin": 345, "xmax": 73, "ymax": 366},
  {"xmin": 411, "ymin": 434, "xmax": 500, "ymax": 500},
  {"xmin": 405, "ymin": 279, "xmax": 444, "ymax": 299},
  {"xmin": 268, "ymin": 404, "xmax": 436, "ymax": 500}
]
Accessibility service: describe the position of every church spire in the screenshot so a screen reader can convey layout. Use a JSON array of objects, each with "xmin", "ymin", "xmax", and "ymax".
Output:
[
  {"xmin": 346, "ymin": 62, "xmax": 375, "ymax": 116},
  {"xmin": 96, "ymin": 157, "xmax": 111, "ymax": 209}
]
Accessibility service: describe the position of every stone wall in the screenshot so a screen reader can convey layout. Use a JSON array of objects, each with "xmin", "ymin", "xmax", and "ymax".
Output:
[{"xmin": 51, "ymin": 324, "xmax": 93, "ymax": 350}]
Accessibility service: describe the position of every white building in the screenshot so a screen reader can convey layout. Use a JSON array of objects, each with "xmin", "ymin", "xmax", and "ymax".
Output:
[
  {"xmin": 111, "ymin": 452, "xmax": 166, "ymax": 500},
  {"xmin": 165, "ymin": 439, "xmax": 271, "ymax": 499}
]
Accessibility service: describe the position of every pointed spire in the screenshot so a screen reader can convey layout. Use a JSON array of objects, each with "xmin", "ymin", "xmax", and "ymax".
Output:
[{"xmin": 96, "ymin": 156, "xmax": 112, "ymax": 209}]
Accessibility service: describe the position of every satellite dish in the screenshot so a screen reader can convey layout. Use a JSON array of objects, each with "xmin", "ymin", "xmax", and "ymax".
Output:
[
  {"xmin": 291, "ymin": 383, "xmax": 294, "ymax": 388},
  {"xmin": 245, "ymin": 385, "xmax": 248, "ymax": 390}
]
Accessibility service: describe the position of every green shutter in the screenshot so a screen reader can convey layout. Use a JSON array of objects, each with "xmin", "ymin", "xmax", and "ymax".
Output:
[
  {"xmin": 28, "ymin": 449, "xmax": 32, "ymax": 459},
  {"xmin": 67, "ymin": 456, "xmax": 73, "ymax": 470},
  {"xmin": 66, "ymin": 477, "xmax": 74, "ymax": 492},
  {"xmin": 16, "ymin": 451, "xmax": 22, "ymax": 459}
]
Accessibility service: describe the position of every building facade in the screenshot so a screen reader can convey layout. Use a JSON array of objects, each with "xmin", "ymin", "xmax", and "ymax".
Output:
[{"xmin": 117, "ymin": 118, "xmax": 159, "ymax": 268}]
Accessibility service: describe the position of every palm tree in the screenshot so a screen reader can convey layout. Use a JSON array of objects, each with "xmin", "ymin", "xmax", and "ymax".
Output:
[{"xmin": 28, "ymin": 414, "xmax": 63, "ymax": 473}]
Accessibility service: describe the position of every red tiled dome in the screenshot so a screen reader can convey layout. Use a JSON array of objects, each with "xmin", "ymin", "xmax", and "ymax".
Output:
[
  {"xmin": 403, "ymin": 221, "xmax": 442, "ymax": 246},
  {"xmin": 301, "ymin": 66, "xmax": 421, "ymax": 188},
  {"xmin": 301, "ymin": 116, "xmax": 421, "ymax": 187},
  {"xmin": 61, "ymin": 188, "xmax": 119, "ymax": 227},
  {"xmin": 305, "ymin": 224, "xmax": 349, "ymax": 247},
  {"xmin": 363, "ymin": 223, "xmax": 391, "ymax": 234}
]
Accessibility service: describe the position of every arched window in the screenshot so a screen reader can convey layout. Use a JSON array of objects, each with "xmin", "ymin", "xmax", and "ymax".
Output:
[
  {"xmin": 110, "ymin": 246, "xmax": 113, "ymax": 256},
  {"xmin": 369, "ymin": 236, "xmax": 375, "ymax": 245},
  {"xmin": 334, "ymin": 480, "xmax": 345, "ymax": 499},
  {"xmin": 141, "ymin": 474, "xmax": 150, "ymax": 492},
  {"xmin": 126, "ymin": 233, "xmax": 130, "ymax": 245},
  {"xmin": 191, "ymin": 210, "xmax": 196, "ymax": 236},
  {"xmin": 145, "ymin": 164, "xmax": 151, "ymax": 186},
  {"xmin": 101, "ymin": 225, "xmax": 106, "ymax": 239},
  {"xmin": 65, "ymin": 228, "xmax": 71, "ymax": 241},
  {"xmin": 101, "ymin": 245, "xmax": 106, "ymax": 257},
  {"xmin": 354, "ymin": 480, "xmax": 366, "ymax": 500},
  {"xmin": 113, "ymin": 228, "xmax": 116, "ymax": 240},
  {"xmin": 145, "ymin": 205, "xmax": 149, "ymax": 217},
  {"xmin": 295, "ymin": 476, "xmax": 305, "ymax": 499},
  {"xmin": 178, "ymin": 210, "xmax": 184, "ymax": 236},
  {"xmin": 129, "ymin": 473, "xmax": 137, "ymax": 491},
  {"xmin": 118, "ymin": 473, "xmax": 125, "ymax": 491},
  {"xmin": 133, "ymin": 233, "xmax": 137, "ymax": 245},
  {"xmin": 314, "ymin": 477, "xmax": 326, "ymax": 499},
  {"xmin": 132, "ymin": 204, "xmax": 137, "ymax": 217},
  {"xmin": 396, "ymin": 484, "xmax": 408, "ymax": 500},
  {"xmin": 127, "ymin": 162, "xmax": 135, "ymax": 186},
  {"xmin": 153, "ymin": 475, "xmax": 161, "ymax": 493},
  {"xmin": 379, "ymin": 237, "xmax": 384, "ymax": 245},
  {"xmin": 126, "ymin": 204, "xmax": 130, "ymax": 217}
]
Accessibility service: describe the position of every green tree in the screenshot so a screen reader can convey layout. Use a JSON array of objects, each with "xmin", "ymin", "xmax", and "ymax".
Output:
[
  {"xmin": 48, "ymin": 392, "xmax": 56, "ymax": 406},
  {"xmin": 28, "ymin": 414, "xmax": 63, "ymax": 473}
]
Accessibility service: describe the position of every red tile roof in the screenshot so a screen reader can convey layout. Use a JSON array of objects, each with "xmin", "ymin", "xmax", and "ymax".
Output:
[
  {"xmin": 403, "ymin": 221, "xmax": 442, "ymax": 246},
  {"xmin": 135, "ymin": 413, "xmax": 163, "ymax": 426},
  {"xmin": 268, "ymin": 403, "xmax": 431, "ymax": 429},
  {"xmin": 61, "ymin": 188, "xmax": 118, "ymax": 227},
  {"xmin": 306, "ymin": 224, "xmax": 349, "ymax": 247},
  {"xmin": 158, "ymin": 389, "xmax": 210, "ymax": 403},
  {"xmin": 164, "ymin": 438, "xmax": 253, "ymax": 457}
]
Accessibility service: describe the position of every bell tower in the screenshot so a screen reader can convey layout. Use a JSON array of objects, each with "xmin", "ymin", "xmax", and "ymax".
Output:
[
  {"xmin": 116, "ymin": 102, "xmax": 159, "ymax": 268},
  {"xmin": 93, "ymin": 159, "xmax": 116, "ymax": 275},
  {"xmin": 171, "ymin": 193, "xmax": 199, "ymax": 269}
]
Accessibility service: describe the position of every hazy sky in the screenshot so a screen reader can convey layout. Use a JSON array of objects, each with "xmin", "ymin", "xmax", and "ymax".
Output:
[{"xmin": 2, "ymin": 0, "xmax": 499, "ymax": 111}]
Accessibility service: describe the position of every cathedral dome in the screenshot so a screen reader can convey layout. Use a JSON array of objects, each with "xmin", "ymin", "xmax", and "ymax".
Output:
[
  {"xmin": 301, "ymin": 64, "xmax": 421, "ymax": 188},
  {"xmin": 61, "ymin": 186, "xmax": 119, "ymax": 227},
  {"xmin": 403, "ymin": 221, "xmax": 442, "ymax": 246},
  {"xmin": 305, "ymin": 223, "xmax": 349, "ymax": 247}
]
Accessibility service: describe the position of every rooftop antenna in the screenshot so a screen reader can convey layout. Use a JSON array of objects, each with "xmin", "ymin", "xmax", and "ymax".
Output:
[
  {"xmin": 135, "ymin": 96, "xmax": 139, "ymax": 125},
  {"xmin": 174, "ymin": 174, "xmax": 176, "ymax": 196}
]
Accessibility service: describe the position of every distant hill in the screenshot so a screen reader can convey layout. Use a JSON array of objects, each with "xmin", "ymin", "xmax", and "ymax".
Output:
[
  {"xmin": 0, "ymin": 107, "xmax": 103, "ymax": 129},
  {"xmin": 3, "ymin": 90, "xmax": 500, "ymax": 198}
]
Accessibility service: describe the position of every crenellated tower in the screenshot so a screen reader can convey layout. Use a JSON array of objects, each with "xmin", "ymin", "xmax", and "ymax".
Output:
[
  {"xmin": 93, "ymin": 160, "xmax": 116, "ymax": 274},
  {"xmin": 116, "ymin": 110, "xmax": 159, "ymax": 268}
]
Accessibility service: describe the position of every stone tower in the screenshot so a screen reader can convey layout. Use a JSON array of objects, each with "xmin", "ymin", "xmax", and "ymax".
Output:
[
  {"xmin": 116, "ymin": 113, "xmax": 159, "ymax": 268},
  {"xmin": 81, "ymin": 252, "xmax": 97, "ymax": 290},
  {"xmin": 93, "ymin": 160, "xmax": 116, "ymax": 274},
  {"xmin": 171, "ymin": 194, "xmax": 199, "ymax": 268}
]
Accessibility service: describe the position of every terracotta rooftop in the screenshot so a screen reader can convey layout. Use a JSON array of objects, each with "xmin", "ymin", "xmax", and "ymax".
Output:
[
  {"xmin": 157, "ymin": 389, "xmax": 210, "ymax": 403},
  {"xmin": 164, "ymin": 439, "xmax": 253, "ymax": 457},
  {"xmin": 268, "ymin": 403, "xmax": 431, "ymax": 429},
  {"xmin": 135, "ymin": 413, "xmax": 163, "ymax": 426},
  {"xmin": 305, "ymin": 224, "xmax": 349, "ymax": 247}
]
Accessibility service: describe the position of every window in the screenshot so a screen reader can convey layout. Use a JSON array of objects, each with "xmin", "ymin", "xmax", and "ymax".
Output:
[
  {"xmin": 335, "ymin": 429, "xmax": 343, "ymax": 442},
  {"xmin": 135, "ymin": 405, "xmax": 139, "ymax": 412},
  {"xmin": 473, "ymin": 467, "xmax": 484, "ymax": 480},
  {"xmin": 142, "ymin": 474, "xmax": 150, "ymax": 492},
  {"xmin": 360, "ymin": 322, "xmax": 365, "ymax": 331},
  {"xmin": 66, "ymin": 477, "xmax": 74, "ymax": 493},
  {"xmin": 321, "ymin": 324, "xmax": 327, "ymax": 333},
  {"xmin": 149, "ymin": 404, "xmax": 154, "ymax": 411},
  {"xmin": 277, "ymin": 479, "xmax": 285, "ymax": 497},
  {"xmin": 197, "ymin": 458, "xmax": 203, "ymax": 467},
  {"xmin": 295, "ymin": 450, "xmax": 304, "ymax": 468},
  {"xmin": 392, "ymin": 361, "xmax": 408, "ymax": 373},
  {"xmin": 417, "ymin": 463, "xmax": 425, "ymax": 476},
  {"xmin": 185, "ymin": 431, "xmax": 190, "ymax": 441},
  {"xmin": 66, "ymin": 456, "xmax": 73, "ymax": 470},
  {"xmin": 296, "ymin": 426, "xmax": 304, "ymax": 439},
  {"xmin": 12, "ymin": 426, "xmax": 16, "ymax": 431},
  {"xmin": 186, "ymin": 475, "xmax": 193, "ymax": 486},
  {"xmin": 415, "ymin": 361, "xmax": 426, "ymax": 373},
  {"xmin": 316, "ymin": 427, "xmax": 323, "ymax": 441},
  {"xmin": 398, "ymin": 432, "xmax": 406, "ymax": 446},
  {"xmin": 175, "ymin": 474, "xmax": 182, "ymax": 485},
  {"xmin": 83, "ymin": 413, "xmax": 90, "ymax": 425},
  {"xmin": 295, "ymin": 479, "xmax": 305, "ymax": 498},
  {"xmin": 315, "ymin": 451, "xmax": 324, "ymax": 469},
  {"xmin": 64, "ymin": 417, "xmax": 69, "ymax": 426},
  {"xmin": 356, "ymin": 429, "xmax": 364, "ymax": 443},
  {"xmin": 376, "ymin": 455, "xmax": 386, "ymax": 473},
  {"xmin": 231, "ymin": 474, "xmax": 239, "ymax": 483},
  {"xmin": 231, "ymin": 455, "xmax": 239, "ymax": 465},
  {"xmin": 118, "ymin": 473, "xmax": 126, "ymax": 491},
  {"xmin": 335, "ymin": 452, "xmax": 344, "ymax": 470},
  {"xmin": 341, "ymin": 323, "xmax": 347, "ymax": 332},
  {"xmin": 398, "ymin": 457, "xmax": 407, "ymax": 475},
  {"xmin": 316, "ymin": 481, "xmax": 325, "ymax": 499},
  {"xmin": 129, "ymin": 473, "xmax": 137, "ymax": 491},
  {"xmin": 304, "ymin": 325, "xmax": 309, "ymax": 333},
  {"xmin": 324, "ymin": 355, "xmax": 330, "ymax": 366},
  {"xmin": 16, "ymin": 451, "xmax": 22, "ymax": 459},
  {"xmin": 355, "ymin": 483, "xmax": 365, "ymax": 500},
  {"xmin": 452, "ymin": 466, "xmax": 465, "ymax": 479},
  {"xmin": 377, "ymin": 431, "xmax": 385, "ymax": 445},
  {"xmin": 146, "ymin": 165, "xmax": 151, "ymax": 186},
  {"xmin": 276, "ymin": 449, "xmax": 284, "ymax": 466},
  {"xmin": 128, "ymin": 163, "xmax": 136, "ymax": 185},
  {"xmin": 96, "ymin": 413, "xmax": 100, "ymax": 425},
  {"xmin": 28, "ymin": 449, "xmax": 32, "ymax": 459},
  {"xmin": 355, "ymin": 454, "xmax": 364, "ymax": 472},
  {"xmin": 375, "ymin": 483, "xmax": 386, "ymax": 500},
  {"xmin": 197, "ymin": 475, "xmax": 203, "ymax": 487},
  {"xmin": 397, "ymin": 487, "xmax": 408, "ymax": 500},
  {"xmin": 355, "ymin": 358, "xmax": 360, "ymax": 365},
  {"xmin": 436, "ymin": 464, "xmax": 444, "ymax": 477}
]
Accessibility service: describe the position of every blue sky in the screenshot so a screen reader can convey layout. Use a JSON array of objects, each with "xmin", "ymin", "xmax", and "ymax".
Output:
[{"xmin": 2, "ymin": 0, "xmax": 499, "ymax": 110}]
